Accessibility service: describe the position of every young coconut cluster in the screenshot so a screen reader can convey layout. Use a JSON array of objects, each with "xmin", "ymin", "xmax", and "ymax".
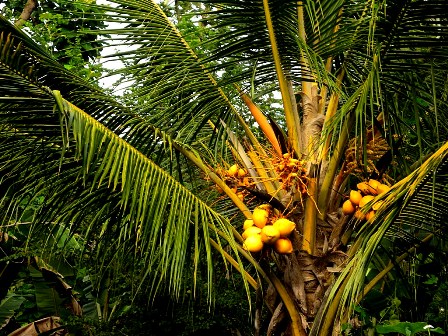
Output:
[
  {"xmin": 217, "ymin": 163, "xmax": 250, "ymax": 201},
  {"xmin": 273, "ymin": 153, "xmax": 308, "ymax": 193},
  {"xmin": 342, "ymin": 179, "xmax": 390, "ymax": 222},
  {"xmin": 242, "ymin": 204, "xmax": 296, "ymax": 254}
]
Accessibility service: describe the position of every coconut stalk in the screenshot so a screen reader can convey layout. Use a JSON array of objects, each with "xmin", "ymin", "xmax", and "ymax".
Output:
[
  {"xmin": 317, "ymin": 113, "xmax": 355, "ymax": 219},
  {"xmin": 297, "ymin": 2, "xmax": 322, "ymax": 255},
  {"xmin": 238, "ymin": 89, "xmax": 283, "ymax": 157}
]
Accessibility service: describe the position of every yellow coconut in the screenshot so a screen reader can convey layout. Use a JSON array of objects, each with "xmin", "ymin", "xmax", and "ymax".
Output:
[
  {"xmin": 368, "ymin": 179, "xmax": 381, "ymax": 191},
  {"xmin": 238, "ymin": 168, "xmax": 247, "ymax": 178},
  {"xmin": 359, "ymin": 195, "xmax": 375, "ymax": 208},
  {"xmin": 252, "ymin": 208, "xmax": 269, "ymax": 228},
  {"xmin": 277, "ymin": 163, "xmax": 285, "ymax": 171},
  {"xmin": 242, "ymin": 226, "xmax": 262, "ymax": 240},
  {"xmin": 342, "ymin": 200, "xmax": 356, "ymax": 215},
  {"xmin": 287, "ymin": 159, "xmax": 298, "ymax": 168},
  {"xmin": 243, "ymin": 219, "xmax": 254, "ymax": 231},
  {"xmin": 243, "ymin": 235, "xmax": 264, "ymax": 253},
  {"xmin": 258, "ymin": 204, "xmax": 272, "ymax": 211},
  {"xmin": 228, "ymin": 164, "xmax": 239, "ymax": 176},
  {"xmin": 273, "ymin": 218, "xmax": 295, "ymax": 237},
  {"xmin": 349, "ymin": 190, "xmax": 363, "ymax": 206},
  {"xmin": 274, "ymin": 238, "xmax": 293, "ymax": 254},
  {"xmin": 261, "ymin": 225, "xmax": 281, "ymax": 244},
  {"xmin": 377, "ymin": 184, "xmax": 390, "ymax": 194}
]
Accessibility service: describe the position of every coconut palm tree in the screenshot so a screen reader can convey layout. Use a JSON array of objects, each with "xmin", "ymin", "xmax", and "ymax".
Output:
[{"xmin": 1, "ymin": 0, "xmax": 448, "ymax": 335}]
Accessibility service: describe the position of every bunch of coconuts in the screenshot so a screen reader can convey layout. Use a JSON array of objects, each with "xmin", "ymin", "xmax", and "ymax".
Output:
[
  {"xmin": 241, "ymin": 204, "xmax": 295, "ymax": 254},
  {"xmin": 342, "ymin": 179, "xmax": 390, "ymax": 222}
]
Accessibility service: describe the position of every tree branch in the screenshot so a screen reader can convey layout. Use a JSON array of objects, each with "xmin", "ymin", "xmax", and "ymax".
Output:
[{"xmin": 14, "ymin": 0, "xmax": 38, "ymax": 28}]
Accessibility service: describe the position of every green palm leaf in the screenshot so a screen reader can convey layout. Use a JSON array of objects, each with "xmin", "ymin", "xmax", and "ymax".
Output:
[
  {"xmin": 0, "ymin": 16, "xmax": 248, "ymax": 302},
  {"xmin": 314, "ymin": 140, "xmax": 448, "ymax": 333},
  {"xmin": 380, "ymin": 0, "xmax": 448, "ymax": 70},
  {"xmin": 70, "ymin": 0, "xmax": 242, "ymax": 146}
]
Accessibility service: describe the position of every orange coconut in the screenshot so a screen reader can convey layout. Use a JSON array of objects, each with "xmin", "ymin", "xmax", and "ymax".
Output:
[
  {"xmin": 243, "ymin": 235, "xmax": 264, "ymax": 253},
  {"xmin": 274, "ymin": 238, "xmax": 293, "ymax": 254},
  {"xmin": 252, "ymin": 208, "xmax": 269, "ymax": 228},
  {"xmin": 359, "ymin": 195, "xmax": 375, "ymax": 208},
  {"xmin": 342, "ymin": 199, "xmax": 356, "ymax": 215},
  {"xmin": 368, "ymin": 179, "xmax": 381, "ymax": 191},
  {"xmin": 260, "ymin": 225, "xmax": 281, "ymax": 244},
  {"xmin": 357, "ymin": 182, "xmax": 371, "ymax": 195},
  {"xmin": 377, "ymin": 184, "xmax": 390, "ymax": 194},
  {"xmin": 242, "ymin": 226, "xmax": 262, "ymax": 240},
  {"xmin": 273, "ymin": 218, "xmax": 295, "ymax": 237},
  {"xmin": 366, "ymin": 211, "xmax": 375, "ymax": 222},
  {"xmin": 354, "ymin": 209, "xmax": 366, "ymax": 221},
  {"xmin": 349, "ymin": 190, "xmax": 363, "ymax": 206}
]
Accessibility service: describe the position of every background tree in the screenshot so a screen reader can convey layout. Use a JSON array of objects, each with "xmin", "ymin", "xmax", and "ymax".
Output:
[
  {"xmin": 1, "ymin": 0, "xmax": 107, "ymax": 79},
  {"xmin": 0, "ymin": 0, "xmax": 448, "ymax": 335}
]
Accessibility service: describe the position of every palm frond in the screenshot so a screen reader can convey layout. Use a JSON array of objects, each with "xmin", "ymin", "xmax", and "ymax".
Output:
[
  {"xmin": 315, "ymin": 140, "xmax": 448, "ymax": 332},
  {"xmin": 57, "ymin": 0, "xmax": 244, "ymax": 147},
  {"xmin": 0, "ymin": 17, "xmax": 250, "ymax": 301},
  {"xmin": 379, "ymin": 0, "xmax": 448, "ymax": 70},
  {"xmin": 198, "ymin": 1, "xmax": 339, "ymax": 93}
]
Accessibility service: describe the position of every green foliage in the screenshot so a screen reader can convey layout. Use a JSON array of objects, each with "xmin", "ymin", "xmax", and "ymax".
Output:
[
  {"xmin": 1, "ymin": 0, "xmax": 107, "ymax": 80},
  {"xmin": 1, "ymin": 219, "xmax": 253, "ymax": 335},
  {"xmin": 0, "ymin": 293, "xmax": 26, "ymax": 328},
  {"xmin": 2, "ymin": 0, "xmax": 448, "ymax": 335},
  {"xmin": 340, "ymin": 247, "xmax": 448, "ymax": 335},
  {"xmin": 376, "ymin": 322, "xmax": 444, "ymax": 336},
  {"xmin": 73, "ymin": 274, "xmax": 253, "ymax": 336},
  {"xmin": 425, "ymin": 281, "xmax": 448, "ymax": 331},
  {"xmin": 0, "ymin": 263, "xmax": 73, "ymax": 334}
]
